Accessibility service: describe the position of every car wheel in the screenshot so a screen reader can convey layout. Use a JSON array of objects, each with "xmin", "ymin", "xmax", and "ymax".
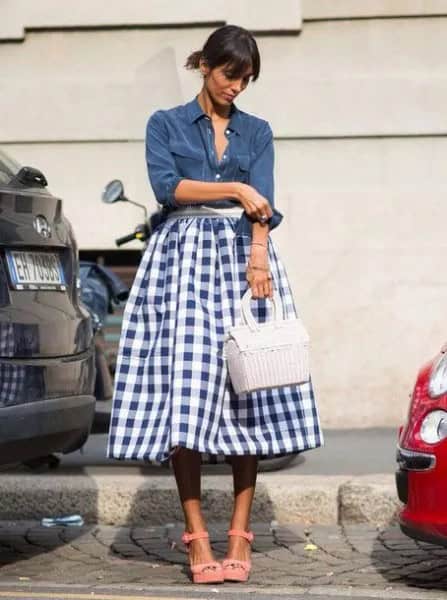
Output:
[{"xmin": 22, "ymin": 454, "xmax": 61, "ymax": 471}]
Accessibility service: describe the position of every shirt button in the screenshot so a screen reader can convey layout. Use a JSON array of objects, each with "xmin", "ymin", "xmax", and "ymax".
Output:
[
  {"xmin": 215, "ymin": 174, "xmax": 221, "ymax": 180},
  {"xmin": 223, "ymin": 154, "xmax": 227, "ymax": 160},
  {"xmin": 225, "ymin": 129, "xmax": 230, "ymax": 135}
]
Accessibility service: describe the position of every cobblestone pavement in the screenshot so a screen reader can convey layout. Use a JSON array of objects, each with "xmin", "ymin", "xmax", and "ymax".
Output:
[{"xmin": 1, "ymin": 521, "xmax": 447, "ymax": 594}]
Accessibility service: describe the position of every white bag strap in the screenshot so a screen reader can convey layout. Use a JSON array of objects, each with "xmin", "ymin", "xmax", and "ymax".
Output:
[{"xmin": 240, "ymin": 288, "xmax": 284, "ymax": 332}]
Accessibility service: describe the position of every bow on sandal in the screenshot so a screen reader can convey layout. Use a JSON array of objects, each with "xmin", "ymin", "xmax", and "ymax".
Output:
[
  {"xmin": 181, "ymin": 531, "xmax": 224, "ymax": 584},
  {"xmin": 222, "ymin": 529, "xmax": 255, "ymax": 582}
]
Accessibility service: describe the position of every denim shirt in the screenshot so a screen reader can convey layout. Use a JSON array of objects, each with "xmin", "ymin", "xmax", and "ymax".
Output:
[{"xmin": 145, "ymin": 96, "xmax": 283, "ymax": 238}]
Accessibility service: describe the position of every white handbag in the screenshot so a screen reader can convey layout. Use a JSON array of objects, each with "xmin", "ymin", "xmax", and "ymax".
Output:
[{"xmin": 223, "ymin": 288, "xmax": 310, "ymax": 394}]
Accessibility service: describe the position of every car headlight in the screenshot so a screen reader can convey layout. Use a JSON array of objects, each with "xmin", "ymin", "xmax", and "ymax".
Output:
[
  {"xmin": 429, "ymin": 353, "xmax": 447, "ymax": 397},
  {"xmin": 420, "ymin": 410, "xmax": 447, "ymax": 444}
]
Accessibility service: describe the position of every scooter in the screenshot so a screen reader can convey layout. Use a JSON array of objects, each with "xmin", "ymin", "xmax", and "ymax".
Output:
[{"xmin": 78, "ymin": 260, "xmax": 129, "ymax": 433}]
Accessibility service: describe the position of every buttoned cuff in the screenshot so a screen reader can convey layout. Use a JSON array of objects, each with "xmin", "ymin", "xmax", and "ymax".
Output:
[
  {"xmin": 234, "ymin": 207, "xmax": 284, "ymax": 239},
  {"xmin": 268, "ymin": 208, "xmax": 283, "ymax": 231}
]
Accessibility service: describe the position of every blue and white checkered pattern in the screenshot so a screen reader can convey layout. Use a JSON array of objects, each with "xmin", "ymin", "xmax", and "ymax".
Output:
[
  {"xmin": 107, "ymin": 216, "xmax": 323, "ymax": 463},
  {"xmin": 0, "ymin": 322, "xmax": 24, "ymax": 407},
  {"xmin": 0, "ymin": 364, "xmax": 24, "ymax": 407}
]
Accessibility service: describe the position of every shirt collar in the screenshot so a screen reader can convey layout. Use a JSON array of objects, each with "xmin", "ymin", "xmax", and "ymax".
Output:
[{"xmin": 186, "ymin": 96, "xmax": 242, "ymax": 135}]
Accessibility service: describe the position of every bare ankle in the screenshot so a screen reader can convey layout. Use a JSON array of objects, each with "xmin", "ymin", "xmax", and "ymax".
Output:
[
  {"xmin": 186, "ymin": 521, "xmax": 207, "ymax": 534},
  {"xmin": 229, "ymin": 521, "xmax": 250, "ymax": 532}
]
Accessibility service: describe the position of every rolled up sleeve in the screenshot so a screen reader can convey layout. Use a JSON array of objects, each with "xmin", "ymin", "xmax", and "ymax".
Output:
[
  {"xmin": 249, "ymin": 121, "xmax": 283, "ymax": 232},
  {"xmin": 145, "ymin": 111, "xmax": 183, "ymax": 209}
]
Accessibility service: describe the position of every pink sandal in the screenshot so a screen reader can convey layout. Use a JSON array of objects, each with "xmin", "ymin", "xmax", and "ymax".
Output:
[
  {"xmin": 181, "ymin": 531, "xmax": 224, "ymax": 584},
  {"xmin": 222, "ymin": 529, "xmax": 254, "ymax": 582}
]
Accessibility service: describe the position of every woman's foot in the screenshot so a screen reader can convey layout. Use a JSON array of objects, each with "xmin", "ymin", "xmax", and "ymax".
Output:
[
  {"xmin": 182, "ymin": 531, "xmax": 224, "ymax": 584},
  {"xmin": 226, "ymin": 533, "xmax": 251, "ymax": 563},
  {"xmin": 222, "ymin": 529, "xmax": 254, "ymax": 582},
  {"xmin": 187, "ymin": 535, "xmax": 218, "ymax": 568}
]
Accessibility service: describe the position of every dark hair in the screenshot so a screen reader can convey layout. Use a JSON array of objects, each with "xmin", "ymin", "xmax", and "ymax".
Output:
[{"xmin": 185, "ymin": 25, "xmax": 260, "ymax": 81}]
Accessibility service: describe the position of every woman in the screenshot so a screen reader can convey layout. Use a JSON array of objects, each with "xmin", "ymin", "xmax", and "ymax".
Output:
[{"xmin": 107, "ymin": 24, "xmax": 323, "ymax": 584}]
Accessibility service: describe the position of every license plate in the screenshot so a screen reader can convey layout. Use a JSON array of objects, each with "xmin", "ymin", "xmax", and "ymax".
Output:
[{"xmin": 5, "ymin": 250, "xmax": 66, "ymax": 291}]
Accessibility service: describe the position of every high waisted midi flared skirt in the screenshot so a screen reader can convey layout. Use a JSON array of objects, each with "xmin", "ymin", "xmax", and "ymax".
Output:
[{"xmin": 107, "ymin": 215, "xmax": 323, "ymax": 463}]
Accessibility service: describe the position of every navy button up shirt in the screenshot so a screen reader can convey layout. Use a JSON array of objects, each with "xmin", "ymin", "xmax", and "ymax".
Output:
[{"xmin": 145, "ymin": 96, "xmax": 283, "ymax": 238}]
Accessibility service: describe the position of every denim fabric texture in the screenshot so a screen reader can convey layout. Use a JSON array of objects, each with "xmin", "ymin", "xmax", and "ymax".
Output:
[{"xmin": 145, "ymin": 96, "xmax": 283, "ymax": 238}]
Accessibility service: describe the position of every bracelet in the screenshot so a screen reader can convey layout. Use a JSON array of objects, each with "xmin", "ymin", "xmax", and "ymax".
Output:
[
  {"xmin": 251, "ymin": 242, "xmax": 267, "ymax": 249},
  {"xmin": 246, "ymin": 269, "xmax": 273, "ymax": 280},
  {"xmin": 247, "ymin": 264, "xmax": 270, "ymax": 272}
]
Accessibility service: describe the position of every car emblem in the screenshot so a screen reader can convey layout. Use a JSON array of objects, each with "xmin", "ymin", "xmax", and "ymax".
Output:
[{"xmin": 33, "ymin": 215, "xmax": 52, "ymax": 239}]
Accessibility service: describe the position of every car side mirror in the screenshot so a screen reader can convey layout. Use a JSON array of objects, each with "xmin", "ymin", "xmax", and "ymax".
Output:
[
  {"xmin": 102, "ymin": 180, "xmax": 126, "ymax": 204},
  {"xmin": 10, "ymin": 166, "xmax": 48, "ymax": 188}
]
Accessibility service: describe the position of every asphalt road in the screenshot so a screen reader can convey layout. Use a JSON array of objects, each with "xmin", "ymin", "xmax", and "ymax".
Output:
[{"xmin": 56, "ymin": 427, "xmax": 398, "ymax": 475}]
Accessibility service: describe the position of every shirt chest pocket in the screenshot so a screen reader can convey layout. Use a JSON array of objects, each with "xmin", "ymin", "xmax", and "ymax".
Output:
[
  {"xmin": 169, "ymin": 142, "xmax": 205, "ymax": 179},
  {"xmin": 234, "ymin": 153, "xmax": 250, "ymax": 183}
]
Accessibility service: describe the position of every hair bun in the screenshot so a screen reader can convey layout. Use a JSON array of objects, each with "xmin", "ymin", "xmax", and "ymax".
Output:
[{"xmin": 185, "ymin": 50, "xmax": 203, "ymax": 70}]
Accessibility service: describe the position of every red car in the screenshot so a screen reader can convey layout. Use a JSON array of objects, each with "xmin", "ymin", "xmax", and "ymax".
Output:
[{"xmin": 397, "ymin": 343, "xmax": 447, "ymax": 546}]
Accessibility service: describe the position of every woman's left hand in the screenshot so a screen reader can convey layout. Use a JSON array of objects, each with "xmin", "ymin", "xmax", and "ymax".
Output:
[{"xmin": 246, "ymin": 246, "xmax": 273, "ymax": 299}]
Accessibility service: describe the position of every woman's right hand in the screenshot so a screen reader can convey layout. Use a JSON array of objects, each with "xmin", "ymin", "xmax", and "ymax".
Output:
[{"xmin": 235, "ymin": 183, "xmax": 273, "ymax": 223}]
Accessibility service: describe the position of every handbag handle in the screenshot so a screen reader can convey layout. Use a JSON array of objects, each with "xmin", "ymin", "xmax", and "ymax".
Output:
[{"xmin": 240, "ymin": 288, "xmax": 284, "ymax": 332}]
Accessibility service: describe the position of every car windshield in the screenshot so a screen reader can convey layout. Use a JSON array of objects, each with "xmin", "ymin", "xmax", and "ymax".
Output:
[{"xmin": 0, "ymin": 149, "xmax": 21, "ymax": 186}]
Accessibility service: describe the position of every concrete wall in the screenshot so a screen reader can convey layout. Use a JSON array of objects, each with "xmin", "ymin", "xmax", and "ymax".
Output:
[
  {"xmin": 1, "ymin": 3, "xmax": 447, "ymax": 428},
  {"xmin": 302, "ymin": 0, "xmax": 447, "ymax": 18}
]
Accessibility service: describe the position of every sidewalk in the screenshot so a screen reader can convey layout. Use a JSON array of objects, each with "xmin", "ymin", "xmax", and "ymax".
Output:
[
  {"xmin": 1, "ymin": 521, "xmax": 447, "ymax": 596},
  {"xmin": 1, "ymin": 429, "xmax": 439, "ymax": 597}
]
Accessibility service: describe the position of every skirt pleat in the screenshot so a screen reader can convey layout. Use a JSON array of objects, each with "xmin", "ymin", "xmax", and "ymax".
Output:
[{"xmin": 107, "ymin": 215, "xmax": 323, "ymax": 463}]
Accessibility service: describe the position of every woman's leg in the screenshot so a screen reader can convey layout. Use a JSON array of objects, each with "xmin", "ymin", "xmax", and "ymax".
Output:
[
  {"xmin": 171, "ymin": 446, "xmax": 217, "ymax": 566},
  {"xmin": 227, "ymin": 455, "xmax": 258, "ymax": 561}
]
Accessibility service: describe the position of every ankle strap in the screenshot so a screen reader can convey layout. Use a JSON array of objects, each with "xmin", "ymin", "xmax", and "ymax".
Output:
[
  {"xmin": 228, "ymin": 529, "xmax": 254, "ymax": 543},
  {"xmin": 182, "ymin": 530, "xmax": 209, "ymax": 544}
]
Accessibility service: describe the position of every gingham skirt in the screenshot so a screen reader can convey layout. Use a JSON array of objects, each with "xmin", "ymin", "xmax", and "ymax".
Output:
[{"xmin": 106, "ymin": 211, "xmax": 323, "ymax": 463}]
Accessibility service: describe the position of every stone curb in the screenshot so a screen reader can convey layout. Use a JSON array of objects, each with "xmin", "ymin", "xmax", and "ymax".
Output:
[
  {"xmin": 0, "ymin": 471, "xmax": 400, "ymax": 526},
  {"xmin": 339, "ymin": 475, "xmax": 401, "ymax": 527}
]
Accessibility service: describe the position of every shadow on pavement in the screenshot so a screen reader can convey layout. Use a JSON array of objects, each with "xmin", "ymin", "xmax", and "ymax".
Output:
[
  {"xmin": 370, "ymin": 524, "xmax": 447, "ymax": 591},
  {"xmin": 0, "ymin": 458, "xmax": 100, "ymax": 570},
  {"xmin": 0, "ymin": 521, "xmax": 97, "ymax": 570}
]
